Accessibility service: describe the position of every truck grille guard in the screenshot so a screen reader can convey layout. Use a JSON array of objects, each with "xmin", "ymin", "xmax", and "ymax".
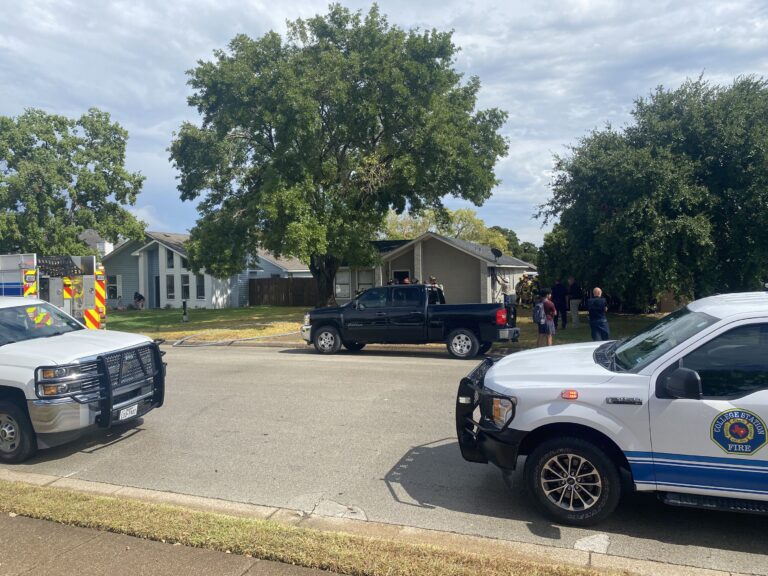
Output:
[
  {"xmin": 93, "ymin": 343, "xmax": 165, "ymax": 428},
  {"xmin": 455, "ymin": 357, "xmax": 516, "ymax": 463}
]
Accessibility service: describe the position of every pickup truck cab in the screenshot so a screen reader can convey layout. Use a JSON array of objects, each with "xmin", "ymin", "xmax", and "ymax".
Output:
[
  {"xmin": 0, "ymin": 297, "xmax": 165, "ymax": 463},
  {"xmin": 301, "ymin": 284, "xmax": 518, "ymax": 359},
  {"xmin": 457, "ymin": 292, "xmax": 768, "ymax": 525}
]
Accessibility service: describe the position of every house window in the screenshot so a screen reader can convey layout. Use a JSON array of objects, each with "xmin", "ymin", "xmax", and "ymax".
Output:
[
  {"xmin": 166, "ymin": 275, "xmax": 175, "ymax": 300},
  {"xmin": 196, "ymin": 274, "xmax": 206, "ymax": 300},
  {"xmin": 357, "ymin": 269, "xmax": 374, "ymax": 292},
  {"xmin": 335, "ymin": 270, "xmax": 351, "ymax": 299},
  {"xmin": 181, "ymin": 274, "xmax": 190, "ymax": 300},
  {"xmin": 166, "ymin": 249, "xmax": 175, "ymax": 269},
  {"xmin": 181, "ymin": 257, "xmax": 189, "ymax": 269},
  {"xmin": 107, "ymin": 275, "xmax": 120, "ymax": 300}
]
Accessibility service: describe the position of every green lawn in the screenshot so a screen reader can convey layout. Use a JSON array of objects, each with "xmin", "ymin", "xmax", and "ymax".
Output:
[
  {"xmin": 106, "ymin": 305, "xmax": 660, "ymax": 349},
  {"xmin": 106, "ymin": 306, "xmax": 306, "ymax": 342},
  {"xmin": 502, "ymin": 311, "xmax": 659, "ymax": 352}
]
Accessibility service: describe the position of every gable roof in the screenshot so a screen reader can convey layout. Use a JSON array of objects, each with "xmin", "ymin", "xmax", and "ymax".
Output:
[
  {"xmin": 254, "ymin": 249, "xmax": 309, "ymax": 272},
  {"xmin": 381, "ymin": 232, "xmax": 536, "ymax": 269},
  {"xmin": 146, "ymin": 231, "xmax": 190, "ymax": 257},
  {"xmin": 372, "ymin": 239, "xmax": 411, "ymax": 254}
]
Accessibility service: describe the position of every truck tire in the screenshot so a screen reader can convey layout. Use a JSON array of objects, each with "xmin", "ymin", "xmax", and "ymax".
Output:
[
  {"xmin": 0, "ymin": 401, "xmax": 36, "ymax": 464},
  {"xmin": 446, "ymin": 328, "xmax": 480, "ymax": 359},
  {"xmin": 313, "ymin": 325, "xmax": 342, "ymax": 354},
  {"xmin": 478, "ymin": 342, "xmax": 493, "ymax": 355},
  {"xmin": 524, "ymin": 437, "xmax": 621, "ymax": 526},
  {"xmin": 343, "ymin": 341, "xmax": 366, "ymax": 352}
]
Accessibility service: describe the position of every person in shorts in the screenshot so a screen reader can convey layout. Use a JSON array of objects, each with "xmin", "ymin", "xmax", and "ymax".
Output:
[{"xmin": 536, "ymin": 288, "xmax": 557, "ymax": 347}]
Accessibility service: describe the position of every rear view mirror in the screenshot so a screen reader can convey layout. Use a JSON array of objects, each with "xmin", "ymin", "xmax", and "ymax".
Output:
[{"xmin": 665, "ymin": 367, "xmax": 702, "ymax": 399}]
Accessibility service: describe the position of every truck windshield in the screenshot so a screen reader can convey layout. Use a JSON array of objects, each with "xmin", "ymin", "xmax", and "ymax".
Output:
[
  {"xmin": 614, "ymin": 307, "xmax": 718, "ymax": 371},
  {"xmin": 0, "ymin": 303, "xmax": 84, "ymax": 346}
]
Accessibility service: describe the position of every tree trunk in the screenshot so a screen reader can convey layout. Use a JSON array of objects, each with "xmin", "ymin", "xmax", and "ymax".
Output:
[{"xmin": 309, "ymin": 253, "xmax": 340, "ymax": 307}]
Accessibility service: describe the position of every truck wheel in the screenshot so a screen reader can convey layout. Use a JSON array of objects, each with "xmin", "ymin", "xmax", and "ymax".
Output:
[
  {"xmin": 0, "ymin": 401, "xmax": 36, "ymax": 464},
  {"xmin": 446, "ymin": 329, "xmax": 480, "ymax": 359},
  {"xmin": 478, "ymin": 342, "xmax": 493, "ymax": 355},
  {"xmin": 524, "ymin": 437, "xmax": 621, "ymax": 526},
  {"xmin": 313, "ymin": 326, "xmax": 342, "ymax": 354},
  {"xmin": 343, "ymin": 341, "xmax": 366, "ymax": 352}
]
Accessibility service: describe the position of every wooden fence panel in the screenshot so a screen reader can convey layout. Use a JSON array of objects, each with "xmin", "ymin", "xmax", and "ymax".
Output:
[{"xmin": 248, "ymin": 278, "xmax": 318, "ymax": 307}]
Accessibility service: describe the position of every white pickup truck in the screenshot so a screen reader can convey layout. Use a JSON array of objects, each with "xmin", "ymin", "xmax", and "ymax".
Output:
[
  {"xmin": 0, "ymin": 297, "xmax": 165, "ymax": 463},
  {"xmin": 456, "ymin": 292, "xmax": 768, "ymax": 525}
]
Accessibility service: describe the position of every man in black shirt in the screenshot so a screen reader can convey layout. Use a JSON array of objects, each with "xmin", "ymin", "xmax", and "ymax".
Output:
[
  {"xmin": 587, "ymin": 287, "xmax": 610, "ymax": 341},
  {"xmin": 551, "ymin": 279, "xmax": 568, "ymax": 329}
]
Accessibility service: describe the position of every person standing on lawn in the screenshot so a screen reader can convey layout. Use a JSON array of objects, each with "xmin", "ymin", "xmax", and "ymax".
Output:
[
  {"xmin": 551, "ymin": 279, "xmax": 568, "ymax": 330},
  {"xmin": 568, "ymin": 277, "xmax": 581, "ymax": 326},
  {"xmin": 587, "ymin": 287, "xmax": 610, "ymax": 341},
  {"xmin": 536, "ymin": 288, "xmax": 558, "ymax": 347}
]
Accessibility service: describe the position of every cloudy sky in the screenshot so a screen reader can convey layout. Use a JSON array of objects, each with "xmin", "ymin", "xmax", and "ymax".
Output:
[{"xmin": 2, "ymin": 0, "xmax": 767, "ymax": 244}]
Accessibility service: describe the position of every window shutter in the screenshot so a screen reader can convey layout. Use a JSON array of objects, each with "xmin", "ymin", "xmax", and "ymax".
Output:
[{"xmin": 117, "ymin": 275, "xmax": 123, "ymax": 298}]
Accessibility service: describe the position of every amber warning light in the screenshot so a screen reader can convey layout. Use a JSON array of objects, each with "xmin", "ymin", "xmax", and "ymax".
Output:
[{"xmin": 561, "ymin": 389, "xmax": 579, "ymax": 400}]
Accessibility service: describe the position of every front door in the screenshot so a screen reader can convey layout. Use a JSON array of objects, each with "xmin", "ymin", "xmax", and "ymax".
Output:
[
  {"xmin": 342, "ymin": 287, "xmax": 389, "ymax": 342},
  {"xmin": 648, "ymin": 321, "xmax": 768, "ymax": 499},
  {"xmin": 388, "ymin": 286, "xmax": 426, "ymax": 343}
]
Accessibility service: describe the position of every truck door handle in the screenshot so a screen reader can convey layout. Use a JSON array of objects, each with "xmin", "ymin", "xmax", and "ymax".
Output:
[{"xmin": 375, "ymin": 312, "xmax": 387, "ymax": 317}]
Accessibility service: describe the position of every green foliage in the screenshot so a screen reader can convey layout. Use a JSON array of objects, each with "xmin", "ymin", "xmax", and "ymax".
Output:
[
  {"xmin": 170, "ymin": 4, "xmax": 508, "ymax": 301},
  {"xmin": 383, "ymin": 207, "xmax": 509, "ymax": 252},
  {"xmin": 490, "ymin": 225, "xmax": 539, "ymax": 265},
  {"xmin": 541, "ymin": 76, "xmax": 768, "ymax": 309},
  {"xmin": 0, "ymin": 108, "xmax": 145, "ymax": 255}
]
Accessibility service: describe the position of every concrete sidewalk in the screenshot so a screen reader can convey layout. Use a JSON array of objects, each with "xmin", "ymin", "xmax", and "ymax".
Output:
[{"xmin": 0, "ymin": 513, "xmax": 327, "ymax": 576}]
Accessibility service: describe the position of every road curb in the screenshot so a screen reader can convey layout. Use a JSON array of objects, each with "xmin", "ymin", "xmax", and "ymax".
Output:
[{"xmin": 0, "ymin": 468, "xmax": 746, "ymax": 576}]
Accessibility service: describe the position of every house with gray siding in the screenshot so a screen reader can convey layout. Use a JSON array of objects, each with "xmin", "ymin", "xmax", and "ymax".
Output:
[
  {"xmin": 334, "ymin": 232, "xmax": 536, "ymax": 305},
  {"xmin": 251, "ymin": 249, "xmax": 311, "ymax": 279},
  {"xmin": 102, "ymin": 231, "xmax": 241, "ymax": 309}
]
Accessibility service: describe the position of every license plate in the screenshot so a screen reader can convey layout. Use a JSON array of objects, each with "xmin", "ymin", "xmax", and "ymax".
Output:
[{"xmin": 119, "ymin": 404, "xmax": 138, "ymax": 421}]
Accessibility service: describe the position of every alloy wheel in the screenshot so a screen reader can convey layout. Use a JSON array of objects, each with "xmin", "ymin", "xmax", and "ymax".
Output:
[{"xmin": 540, "ymin": 453, "xmax": 603, "ymax": 512}]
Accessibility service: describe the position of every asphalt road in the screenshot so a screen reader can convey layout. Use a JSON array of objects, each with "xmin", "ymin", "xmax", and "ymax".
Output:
[{"xmin": 5, "ymin": 346, "xmax": 767, "ymax": 575}]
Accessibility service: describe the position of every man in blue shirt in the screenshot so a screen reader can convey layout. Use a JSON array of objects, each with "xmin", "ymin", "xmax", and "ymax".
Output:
[{"xmin": 587, "ymin": 287, "xmax": 610, "ymax": 341}]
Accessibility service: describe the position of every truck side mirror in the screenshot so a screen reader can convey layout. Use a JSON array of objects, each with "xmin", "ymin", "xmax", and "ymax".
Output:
[{"xmin": 664, "ymin": 367, "xmax": 702, "ymax": 399}]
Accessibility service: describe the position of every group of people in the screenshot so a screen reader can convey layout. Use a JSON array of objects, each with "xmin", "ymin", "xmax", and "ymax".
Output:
[
  {"xmin": 386, "ymin": 276, "xmax": 443, "ymax": 290},
  {"xmin": 534, "ymin": 278, "xmax": 611, "ymax": 347}
]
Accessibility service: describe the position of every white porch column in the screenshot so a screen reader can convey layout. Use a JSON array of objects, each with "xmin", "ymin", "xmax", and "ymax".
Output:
[
  {"xmin": 479, "ymin": 261, "xmax": 489, "ymax": 303},
  {"xmin": 159, "ymin": 247, "xmax": 167, "ymax": 307},
  {"xmin": 375, "ymin": 265, "xmax": 383, "ymax": 286},
  {"xmin": 137, "ymin": 252, "xmax": 146, "ymax": 299},
  {"xmin": 414, "ymin": 241, "xmax": 423, "ymax": 283}
]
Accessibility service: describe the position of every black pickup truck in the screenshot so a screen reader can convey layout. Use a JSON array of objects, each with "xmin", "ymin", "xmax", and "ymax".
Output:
[{"xmin": 300, "ymin": 284, "xmax": 518, "ymax": 359}]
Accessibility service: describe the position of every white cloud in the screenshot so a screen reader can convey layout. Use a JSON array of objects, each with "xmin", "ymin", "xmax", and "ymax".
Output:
[{"xmin": 2, "ymin": 0, "xmax": 767, "ymax": 245}]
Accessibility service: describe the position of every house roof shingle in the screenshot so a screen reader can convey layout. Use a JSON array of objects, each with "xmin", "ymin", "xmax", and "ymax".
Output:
[
  {"xmin": 254, "ymin": 249, "xmax": 309, "ymax": 272},
  {"xmin": 377, "ymin": 232, "xmax": 536, "ymax": 269},
  {"xmin": 431, "ymin": 234, "xmax": 536, "ymax": 268},
  {"xmin": 146, "ymin": 231, "xmax": 190, "ymax": 257}
]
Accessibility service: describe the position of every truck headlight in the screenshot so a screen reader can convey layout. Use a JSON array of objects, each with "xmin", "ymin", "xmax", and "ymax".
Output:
[
  {"xmin": 492, "ymin": 397, "xmax": 516, "ymax": 428},
  {"xmin": 303, "ymin": 313, "xmax": 311, "ymax": 325},
  {"xmin": 35, "ymin": 363, "xmax": 100, "ymax": 399}
]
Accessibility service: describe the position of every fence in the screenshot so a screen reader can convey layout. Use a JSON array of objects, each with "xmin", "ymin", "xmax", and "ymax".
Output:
[{"xmin": 248, "ymin": 277, "xmax": 318, "ymax": 307}]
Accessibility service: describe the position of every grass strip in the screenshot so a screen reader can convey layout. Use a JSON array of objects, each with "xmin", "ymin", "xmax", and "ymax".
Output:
[{"xmin": 0, "ymin": 480, "xmax": 616, "ymax": 576}]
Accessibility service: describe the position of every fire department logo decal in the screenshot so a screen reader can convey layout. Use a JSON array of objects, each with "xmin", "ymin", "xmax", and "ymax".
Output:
[{"xmin": 711, "ymin": 410, "xmax": 766, "ymax": 455}]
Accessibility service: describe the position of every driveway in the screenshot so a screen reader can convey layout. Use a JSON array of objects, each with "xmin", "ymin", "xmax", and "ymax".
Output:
[{"xmin": 4, "ymin": 346, "xmax": 767, "ymax": 575}]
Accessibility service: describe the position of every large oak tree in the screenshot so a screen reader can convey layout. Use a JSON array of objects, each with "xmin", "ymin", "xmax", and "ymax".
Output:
[{"xmin": 170, "ymin": 4, "xmax": 508, "ymax": 304}]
